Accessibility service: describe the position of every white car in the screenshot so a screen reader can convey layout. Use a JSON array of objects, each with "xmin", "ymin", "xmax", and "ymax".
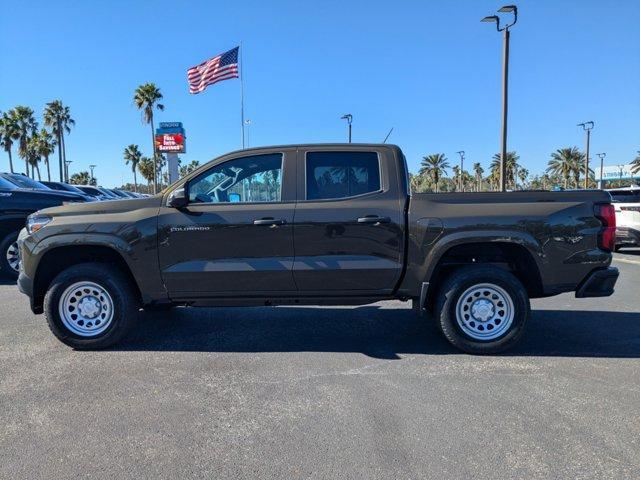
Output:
[{"xmin": 607, "ymin": 185, "xmax": 640, "ymax": 250}]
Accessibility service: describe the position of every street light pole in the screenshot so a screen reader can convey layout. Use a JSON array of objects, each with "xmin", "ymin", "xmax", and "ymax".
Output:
[
  {"xmin": 89, "ymin": 164, "xmax": 96, "ymax": 184},
  {"xmin": 456, "ymin": 151, "xmax": 465, "ymax": 191},
  {"xmin": 482, "ymin": 5, "xmax": 517, "ymax": 193},
  {"xmin": 596, "ymin": 153, "xmax": 606, "ymax": 189},
  {"xmin": 578, "ymin": 121, "xmax": 594, "ymax": 189},
  {"xmin": 244, "ymin": 119, "xmax": 252, "ymax": 148},
  {"xmin": 64, "ymin": 161, "xmax": 72, "ymax": 183},
  {"xmin": 341, "ymin": 114, "xmax": 353, "ymax": 143}
]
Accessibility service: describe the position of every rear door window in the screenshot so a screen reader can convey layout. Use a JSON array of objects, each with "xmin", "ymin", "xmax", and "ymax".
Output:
[{"xmin": 306, "ymin": 151, "xmax": 381, "ymax": 200}]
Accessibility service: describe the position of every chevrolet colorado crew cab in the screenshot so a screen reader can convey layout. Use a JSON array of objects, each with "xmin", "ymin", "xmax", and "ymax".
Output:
[{"xmin": 17, "ymin": 144, "xmax": 619, "ymax": 353}]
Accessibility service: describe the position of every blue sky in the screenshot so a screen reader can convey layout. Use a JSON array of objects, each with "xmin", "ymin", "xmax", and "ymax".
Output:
[{"xmin": 1, "ymin": 0, "xmax": 638, "ymax": 187}]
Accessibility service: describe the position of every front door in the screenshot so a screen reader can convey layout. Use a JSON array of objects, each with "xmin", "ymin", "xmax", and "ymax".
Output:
[
  {"xmin": 292, "ymin": 148, "xmax": 405, "ymax": 294},
  {"xmin": 158, "ymin": 149, "xmax": 297, "ymax": 297}
]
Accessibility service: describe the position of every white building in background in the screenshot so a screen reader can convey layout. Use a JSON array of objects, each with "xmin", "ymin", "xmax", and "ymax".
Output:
[{"xmin": 601, "ymin": 164, "xmax": 639, "ymax": 184}]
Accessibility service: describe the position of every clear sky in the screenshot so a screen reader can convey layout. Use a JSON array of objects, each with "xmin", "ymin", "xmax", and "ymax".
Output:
[{"xmin": 1, "ymin": 0, "xmax": 638, "ymax": 187}]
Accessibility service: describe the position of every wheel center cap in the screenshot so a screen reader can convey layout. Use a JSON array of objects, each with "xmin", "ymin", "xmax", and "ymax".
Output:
[
  {"xmin": 471, "ymin": 299, "xmax": 494, "ymax": 322},
  {"xmin": 78, "ymin": 297, "xmax": 101, "ymax": 318}
]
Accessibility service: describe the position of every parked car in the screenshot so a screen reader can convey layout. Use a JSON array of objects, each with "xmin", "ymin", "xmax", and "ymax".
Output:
[
  {"xmin": 17, "ymin": 144, "xmax": 618, "ymax": 353},
  {"xmin": 0, "ymin": 176, "xmax": 86, "ymax": 277},
  {"xmin": 75, "ymin": 185, "xmax": 114, "ymax": 201},
  {"xmin": 607, "ymin": 185, "xmax": 640, "ymax": 250},
  {"xmin": 41, "ymin": 181, "xmax": 97, "ymax": 201},
  {"xmin": 0, "ymin": 173, "xmax": 94, "ymax": 203}
]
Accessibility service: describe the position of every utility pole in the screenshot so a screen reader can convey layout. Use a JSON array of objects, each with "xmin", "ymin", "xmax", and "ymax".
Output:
[
  {"xmin": 578, "ymin": 121, "xmax": 594, "ymax": 189},
  {"xmin": 341, "ymin": 114, "xmax": 353, "ymax": 143},
  {"xmin": 482, "ymin": 5, "xmax": 518, "ymax": 192},
  {"xmin": 596, "ymin": 153, "xmax": 606, "ymax": 189},
  {"xmin": 456, "ymin": 151, "xmax": 465, "ymax": 191},
  {"xmin": 89, "ymin": 164, "xmax": 96, "ymax": 185}
]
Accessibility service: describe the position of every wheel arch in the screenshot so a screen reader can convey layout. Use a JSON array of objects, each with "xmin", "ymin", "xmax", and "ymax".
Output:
[
  {"xmin": 419, "ymin": 233, "xmax": 544, "ymax": 311},
  {"xmin": 31, "ymin": 242, "xmax": 143, "ymax": 314}
]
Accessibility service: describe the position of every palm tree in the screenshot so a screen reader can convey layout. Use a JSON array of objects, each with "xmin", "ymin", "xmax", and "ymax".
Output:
[
  {"xmin": 123, "ymin": 144, "xmax": 143, "ymax": 192},
  {"xmin": 70, "ymin": 171, "xmax": 91, "ymax": 185},
  {"xmin": 179, "ymin": 160, "xmax": 201, "ymax": 178},
  {"xmin": 137, "ymin": 156, "xmax": 155, "ymax": 190},
  {"xmin": 547, "ymin": 147, "xmax": 582, "ymax": 189},
  {"xmin": 12, "ymin": 106, "xmax": 38, "ymax": 177},
  {"xmin": 490, "ymin": 152, "xmax": 520, "ymax": 190},
  {"xmin": 517, "ymin": 168, "xmax": 529, "ymax": 190},
  {"xmin": 44, "ymin": 101, "xmax": 75, "ymax": 182},
  {"xmin": 419, "ymin": 154, "xmax": 449, "ymax": 193},
  {"xmin": 631, "ymin": 153, "xmax": 640, "ymax": 174},
  {"xmin": 473, "ymin": 162, "xmax": 484, "ymax": 192},
  {"xmin": 451, "ymin": 165, "xmax": 461, "ymax": 191},
  {"xmin": 37, "ymin": 129, "xmax": 56, "ymax": 181},
  {"xmin": 134, "ymin": 83, "xmax": 164, "ymax": 193},
  {"xmin": 26, "ymin": 130, "xmax": 42, "ymax": 180},
  {"xmin": 0, "ymin": 111, "xmax": 17, "ymax": 173}
]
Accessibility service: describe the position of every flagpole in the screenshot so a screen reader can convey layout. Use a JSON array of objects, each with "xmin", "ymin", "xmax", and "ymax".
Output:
[{"xmin": 240, "ymin": 42, "xmax": 245, "ymax": 149}]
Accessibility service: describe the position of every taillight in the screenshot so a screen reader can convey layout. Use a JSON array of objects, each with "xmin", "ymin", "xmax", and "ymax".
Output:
[{"xmin": 594, "ymin": 203, "xmax": 616, "ymax": 252}]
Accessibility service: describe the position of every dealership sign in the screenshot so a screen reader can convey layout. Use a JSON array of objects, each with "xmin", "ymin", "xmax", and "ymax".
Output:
[
  {"xmin": 155, "ymin": 122, "xmax": 186, "ymax": 153},
  {"xmin": 602, "ymin": 164, "xmax": 639, "ymax": 181}
]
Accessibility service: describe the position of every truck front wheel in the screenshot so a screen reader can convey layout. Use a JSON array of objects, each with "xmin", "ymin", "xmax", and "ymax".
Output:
[
  {"xmin": 43, "ymin": 263, "xmax": 138, "ymax": 349},
  {"xmin": 435, "ymin": 266, "xmax": 530, "ymax": 354}
]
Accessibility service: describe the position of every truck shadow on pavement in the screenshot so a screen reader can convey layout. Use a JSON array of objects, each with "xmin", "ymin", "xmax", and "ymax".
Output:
[{"xmin": 117, "ymin": 306, "xmax": 640, "ymax": 358}]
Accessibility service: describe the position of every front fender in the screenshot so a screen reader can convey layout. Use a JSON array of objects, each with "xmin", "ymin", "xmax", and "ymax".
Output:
[{"xmin": 22, "ymin": 231, "xmax": 167, "ymax": 304}]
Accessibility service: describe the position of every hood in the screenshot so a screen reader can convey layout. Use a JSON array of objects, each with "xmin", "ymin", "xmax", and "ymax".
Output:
[{"xmin": 38, "ymin": 195, "xmax": 163, "ymax": 217}]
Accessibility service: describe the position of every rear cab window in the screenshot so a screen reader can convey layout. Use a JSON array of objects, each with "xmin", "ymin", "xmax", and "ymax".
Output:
[{"xmin": 305, "ymin": 151, "xmax": 381, "ymax": 200}]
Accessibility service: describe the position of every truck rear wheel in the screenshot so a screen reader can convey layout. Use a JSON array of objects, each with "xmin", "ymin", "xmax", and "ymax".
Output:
[
  {"xmin": 0, "ymin": 231, "xmax": 20, "ymax": 278},
  {"xmin": 44, "ymin": 263, "xmax": 138, "ymax": 349},
  {"xmin": 435, "ymin": 266, "xmax": 530, "ymax": 354}
]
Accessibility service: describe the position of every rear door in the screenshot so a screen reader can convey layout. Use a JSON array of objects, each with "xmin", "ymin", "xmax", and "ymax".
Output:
[{"xmin": 292, "ymin": 147, "xmax": 406, "ymax": 294}]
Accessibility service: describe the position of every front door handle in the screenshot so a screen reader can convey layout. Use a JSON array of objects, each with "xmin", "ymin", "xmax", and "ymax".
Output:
[
  {"xmin": 253, "ymin": 218, "xmax": 286, "ymax": 226},
  {"xmin": 357, "ymin": 215, "xmax": 391, "ymax": 224}
]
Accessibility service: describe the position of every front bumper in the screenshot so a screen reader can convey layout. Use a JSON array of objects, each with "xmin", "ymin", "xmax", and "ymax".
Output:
[
  {"xmin": 575, "ymin": 267, "xmax": 619, "ymax": 298},
  {"xmin": 616, "ymin": 227, "xmax": 640, "ymax": 246}
]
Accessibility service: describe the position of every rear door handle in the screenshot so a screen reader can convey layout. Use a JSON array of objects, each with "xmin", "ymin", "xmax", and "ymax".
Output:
[
  {"xmin": 357, "ymin": 215, "xmax": 391, "ymax": 224},
  {"xmin": 253, "ymin": 218, "xmax": 286, "ymax": 226}
]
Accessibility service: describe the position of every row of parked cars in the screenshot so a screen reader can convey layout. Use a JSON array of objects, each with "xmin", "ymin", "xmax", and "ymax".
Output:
[{"xmin": 0, "ymin": 172, "xmax": 147, "ymax": 277}]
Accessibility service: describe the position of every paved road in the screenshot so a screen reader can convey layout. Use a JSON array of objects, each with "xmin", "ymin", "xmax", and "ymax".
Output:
[{"xmin": 1, "ymin": 255, "xmax": 639, "ymax": 479}]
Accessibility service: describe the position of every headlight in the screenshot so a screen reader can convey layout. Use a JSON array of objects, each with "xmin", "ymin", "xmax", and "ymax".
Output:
[{"xmin": 26, "ymin": 215, "xmax": 52, "ymax": 234}]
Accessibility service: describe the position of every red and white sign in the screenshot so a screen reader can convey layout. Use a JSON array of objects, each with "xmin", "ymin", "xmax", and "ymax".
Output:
[{"xmin": 155, "ymin": 133, "xmax": 185, "ymax": 153}]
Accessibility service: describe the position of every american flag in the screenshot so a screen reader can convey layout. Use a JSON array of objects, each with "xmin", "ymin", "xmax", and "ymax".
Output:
[{"xmin": 187, "ymin": 46, "xmax": 239, "ymax": 94}]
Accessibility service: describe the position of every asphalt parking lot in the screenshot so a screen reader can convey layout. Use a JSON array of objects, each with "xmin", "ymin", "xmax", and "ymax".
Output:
[{"xmin": 1, "ymin": 251, "xmax": 639, "ymax": 479}]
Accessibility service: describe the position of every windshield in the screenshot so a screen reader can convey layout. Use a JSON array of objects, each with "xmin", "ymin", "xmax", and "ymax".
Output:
[
  {"xmin": 0, "ymin": 177, "xmax": 17, "ymax": 190},
  {"xmin": 4, "ymin": 174, "xmax": 51, "ymax": 190}
]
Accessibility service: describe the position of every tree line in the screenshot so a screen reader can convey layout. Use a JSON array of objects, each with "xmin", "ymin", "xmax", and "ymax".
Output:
[
  {"xmin": 0, "ymin": 101, "xmax": 74, "ymax": 182},
  {"xmin": 412, "ymin": 148, "xmax": 640, "ymax": 193}
]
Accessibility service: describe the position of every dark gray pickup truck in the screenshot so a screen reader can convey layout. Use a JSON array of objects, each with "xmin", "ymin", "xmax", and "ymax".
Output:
[{"xmin": 17, "ymin": 144, "xmax": 618, "ymax": 353}]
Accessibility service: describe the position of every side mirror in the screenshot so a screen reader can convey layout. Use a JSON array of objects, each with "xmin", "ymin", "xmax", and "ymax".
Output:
[
  {"xmin": 167, "ymin": 187, "xmax": 188, "ymax": 208},
  {"xmin": 228, "ymin": 192, "xmax": 241, "ymax": 203}
]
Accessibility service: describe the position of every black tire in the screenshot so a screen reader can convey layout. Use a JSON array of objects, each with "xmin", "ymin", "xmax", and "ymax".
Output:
[
  {"xmin": 0, "ymin": 231, "xmax": 20, "ymax": 279},
  {"xmin": 435, "ymin": 266, "xmax": 530, "ymax": 354},
  {"xmin": 44, "ymin": 262, "xmax": 139, "ymax": 349}
]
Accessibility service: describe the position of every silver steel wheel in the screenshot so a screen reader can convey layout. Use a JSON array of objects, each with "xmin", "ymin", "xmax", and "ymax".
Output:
[
  {"xmin": 58, "ymin": 281, "xmax": 114, "ymax": 337},
  {"xmin": 455, "ymin": 283, "xmax": 515, "ymax": 341},
  {"xmin": 6, "ymin": 241, "xmax": 20, "ymax": 272}
]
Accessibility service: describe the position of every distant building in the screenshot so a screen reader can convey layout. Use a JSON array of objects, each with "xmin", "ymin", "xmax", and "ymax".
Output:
[{"xmin": 601, "ymin": 164, "xmax": 639, "ymax": 184}]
